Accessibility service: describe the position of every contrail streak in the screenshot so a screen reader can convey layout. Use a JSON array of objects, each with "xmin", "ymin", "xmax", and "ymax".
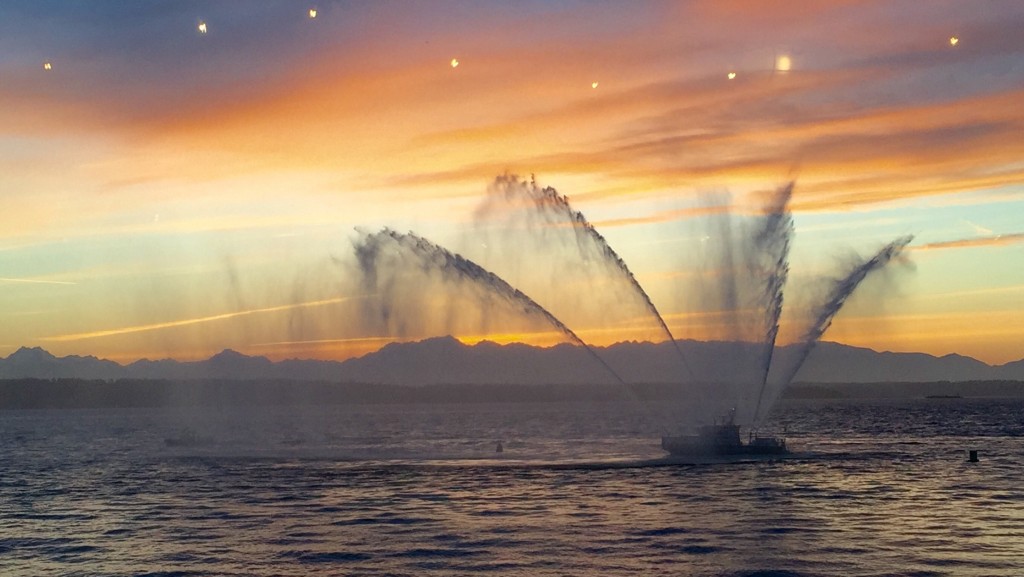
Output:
[
  {"xmin": 0, "ymin": 277, "xmax": 77, "ymax": 286},
  {"xmin": 42, "ymin": 297, "xmax": 351, "ymax": 342}
]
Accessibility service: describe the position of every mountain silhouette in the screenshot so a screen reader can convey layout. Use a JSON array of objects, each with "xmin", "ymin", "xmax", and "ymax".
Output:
[{"xmin": 1, "ymin": 338, "xmax": 1022, "ymax": 384}]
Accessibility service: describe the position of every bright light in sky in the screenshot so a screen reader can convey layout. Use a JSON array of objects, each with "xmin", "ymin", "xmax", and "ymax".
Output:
[
  {"xmin": 591, "ymin": 81, "xmax": 598, "ymax": 88},
  {"xmin": 950, "ymin": 36, "xmax": 959, "ymax": 46},
  {"xmin": 43, "ymin": 61, "xmax": 52, "ymax": 71},
  {"xmin": 308, "ymin": 8, "xmax": 317, "ymax": 19},
  {"xmin": 727, "ymin": 71, "xmax": 736, "ymax": 80},
  {"xmin": 197, "ymin": 21, "xmax": 207, "ymax": 34},
  {"xmin": 450, "ymin": 58, "xmax": 459, "ymax": 68},
  {"xmin": 775, "ymin": 55, "xmax": 791, "ymax": 72}
]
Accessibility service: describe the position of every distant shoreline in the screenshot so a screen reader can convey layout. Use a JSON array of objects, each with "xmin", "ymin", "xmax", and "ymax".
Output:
[
  {"xmin": 4, "ymin": 339, "xmax": 1023, "ymax": 387},
  {"xmin": 1, "ymin": 378, "xmax": 1022, "ymax": 410}
]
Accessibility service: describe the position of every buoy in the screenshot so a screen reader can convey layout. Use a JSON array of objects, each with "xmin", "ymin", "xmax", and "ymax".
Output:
[
  {"xmin": 968, "ymin": 450, "xmax": 978, "ymax": 462},
  {"xmin": 495, "ymin": 441, "xmax": 503, "ymax": 453}
]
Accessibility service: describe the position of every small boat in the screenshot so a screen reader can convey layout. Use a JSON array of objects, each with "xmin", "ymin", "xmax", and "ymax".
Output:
[{"xmin": 661, "ymin": 409, "xmax": 787, "ymax": 457}]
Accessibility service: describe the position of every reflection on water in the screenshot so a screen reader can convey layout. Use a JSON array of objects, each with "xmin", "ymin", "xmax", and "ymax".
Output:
[{"xmin": 1, "ymin": 398, "xmax": 1023, "ymax": 576}]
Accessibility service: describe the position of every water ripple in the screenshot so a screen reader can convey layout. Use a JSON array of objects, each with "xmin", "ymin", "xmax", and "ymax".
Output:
[{"xmin": 1, "ymin": 400, "xmax": 1023, "ymax": 576}]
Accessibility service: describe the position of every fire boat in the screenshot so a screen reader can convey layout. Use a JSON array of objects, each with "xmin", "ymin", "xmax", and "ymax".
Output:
[{"xmin": 661, "ymin": 409, "xmax": 787, "ymax": 457}]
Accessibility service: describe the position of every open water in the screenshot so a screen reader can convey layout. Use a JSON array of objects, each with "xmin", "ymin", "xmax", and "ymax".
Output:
[{"xmin": 2, "ymin": 397, "xmax": 1023, "ymax": 576}]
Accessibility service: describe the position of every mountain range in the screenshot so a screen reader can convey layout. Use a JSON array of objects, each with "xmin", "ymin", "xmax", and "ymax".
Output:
[{"xmin": 2, "ymin": 337, "xmax": 1022, "ymax": 384}]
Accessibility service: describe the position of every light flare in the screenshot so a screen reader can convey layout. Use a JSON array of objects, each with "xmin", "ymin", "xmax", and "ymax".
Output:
[
  {"xmin": 450, "ymin": 58, "xmax": 459, "ymax": 68},
  {"xmin": 197, "ymin": 21, "xmax": 208, "ymax": 34}
]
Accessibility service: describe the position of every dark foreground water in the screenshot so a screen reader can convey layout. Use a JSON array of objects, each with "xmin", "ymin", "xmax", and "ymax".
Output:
[{"xmin": 2, "ymin": 398, "xmax": 1023, "ymax": 576}]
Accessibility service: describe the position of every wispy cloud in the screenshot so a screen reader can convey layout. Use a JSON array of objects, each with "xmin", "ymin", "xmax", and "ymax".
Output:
[
  {"xmin": 915, "ymin": 232, "xmax": 1024, "ymax": 251},
  {"xmin": 388, "ymin": 80, "xmax": 1024, "ymax": 212},
  {"xmin": 6, "ymin": 2, "xmax": 1024, "ymax": 215}
]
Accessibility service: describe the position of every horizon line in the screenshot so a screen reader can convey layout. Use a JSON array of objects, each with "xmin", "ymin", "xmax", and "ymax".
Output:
[{"xmin": 0, "ymin": 336, "xmax": 1015, "ymax": 368}]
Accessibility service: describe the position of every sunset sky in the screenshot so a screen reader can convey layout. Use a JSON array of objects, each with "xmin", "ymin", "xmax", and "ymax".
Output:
[{"xmin": 2, "ymin": 1, "xmax": 1023, "ymax": 366}]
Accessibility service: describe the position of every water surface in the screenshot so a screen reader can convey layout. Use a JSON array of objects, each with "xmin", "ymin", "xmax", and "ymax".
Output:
[{"xmin": 2, "ymin": 398, "xmax": 1022, "ymax": 576}]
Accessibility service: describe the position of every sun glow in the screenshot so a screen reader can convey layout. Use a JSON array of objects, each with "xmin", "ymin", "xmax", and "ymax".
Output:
[{"xmin": 458, "ymin": 331, "xmax": 567, "ymax": 347}]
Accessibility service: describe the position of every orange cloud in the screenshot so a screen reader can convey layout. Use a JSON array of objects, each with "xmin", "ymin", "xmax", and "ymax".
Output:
[
  {"xmin": 378, "ymin": 75, "xmax": 1024, "ymax": 212},
  {"xmin": 7, "ymin": 3, "xmax": 1023, "ymax": 222},
  {"xmin": 591, "ymin": 204, "xmax": 733, "ymax": 228}
]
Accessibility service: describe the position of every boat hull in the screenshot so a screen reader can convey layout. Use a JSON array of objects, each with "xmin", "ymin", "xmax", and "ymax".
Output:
[
  {"xmin": 662, "ymin": 412, "xmax": 787, "ymax": 457},
  {"xmin": 660, "ymin": 435, "xmax": 787, "ymax": 456}
]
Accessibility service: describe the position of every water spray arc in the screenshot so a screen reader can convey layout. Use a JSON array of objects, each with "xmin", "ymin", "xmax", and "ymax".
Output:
[
  {"xmin": 752, "ymin": 235, "xmax": 914, "ymax": 424},
  {"xmin": 750, "ymin": 183, "xmax": 794, "ymax": 425},
  {"xmin": 786, "ymin": 236, "xmax": 913, "ymax": 385},
  {"xmin": 353, "ymin": 175, "xmax": 915, "ymax": 429},
  {"xmin": 354, "ymin": 228, "xmax": 629, "ymax": 386},
  {"xmin": 481, "ymin": 175, "xmax": 695, "ymax": 380}
]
